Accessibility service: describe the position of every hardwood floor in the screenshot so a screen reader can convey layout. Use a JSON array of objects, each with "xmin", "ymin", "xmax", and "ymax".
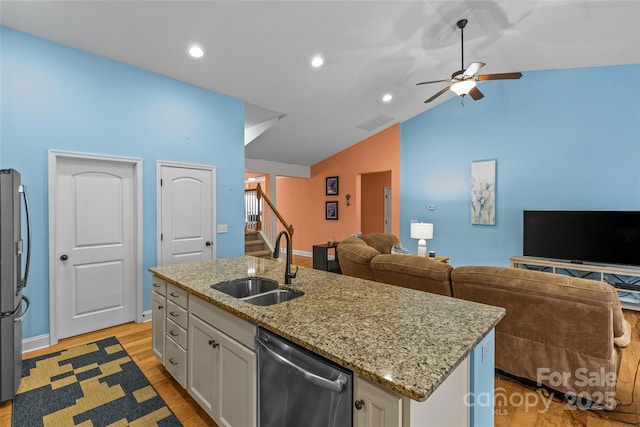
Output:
[{"xmin": 2, "ymin": 254, "xmax": 638, "ymax": 426}]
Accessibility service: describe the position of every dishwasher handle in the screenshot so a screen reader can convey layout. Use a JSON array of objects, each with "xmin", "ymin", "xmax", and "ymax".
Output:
[{"xmin": 257, "ymin": 338, "xmax": 348, "ymax": 394}]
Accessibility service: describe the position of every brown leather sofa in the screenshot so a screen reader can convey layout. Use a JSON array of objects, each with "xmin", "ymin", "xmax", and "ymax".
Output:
[
  {"xmin": 337, "ymin": 233, "xmax": 632, "ymax": 408},
  {"xmin": 452, "ymin": 266, "xmax": 630, "ymax": 409},
  {"xmin": 337, "ymin": 234, "xmax": 453, "ymax": 296}
]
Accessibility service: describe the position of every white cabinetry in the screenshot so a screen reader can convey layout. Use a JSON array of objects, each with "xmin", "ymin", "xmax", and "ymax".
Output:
[
  {"xmin": 511, "ymin": 256, "xmax": 640, "ymax": 311},
  {"xmin": 164, "ymin": 282, "xmax": 189, "ymax": 387},
  {"xmin": 151, "ymin": 276, "xmax": 166, "ymax": 362},
  {"xmin": 354, "ymin": 355, "xmax": 470, "ymax": 427},
  {"xmin": 188, "ymin": 295, "xmax": 257, "ymax": 427},
  {"xmin": 354, "ymin": 376, "xmax": 402, "ymax": 427}
]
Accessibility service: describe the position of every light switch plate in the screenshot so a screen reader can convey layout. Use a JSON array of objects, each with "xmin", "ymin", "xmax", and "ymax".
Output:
[{"xmin": 217, "ymin": 224, "xmax": 228, "ymax": 233}]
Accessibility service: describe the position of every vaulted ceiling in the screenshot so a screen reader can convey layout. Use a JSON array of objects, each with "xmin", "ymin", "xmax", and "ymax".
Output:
[{"xmin": 2, "ymin": 1, "xmax": 639, "ymax": 166}]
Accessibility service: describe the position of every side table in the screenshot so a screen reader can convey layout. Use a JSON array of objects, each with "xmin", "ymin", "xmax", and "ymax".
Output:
[{"xmin": 312, "ymin": 243, "xmax": 341, "ymax": 274}]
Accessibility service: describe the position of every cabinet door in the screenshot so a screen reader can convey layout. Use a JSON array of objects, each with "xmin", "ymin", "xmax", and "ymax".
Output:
[
  {"xmin": 188, "ymin": 314, "xmax": 219, "ymax": 419},
  {"xmin": 354, "ymin": 376, "xmax": 402, "ymax": 427},
  {"xmin": 216, "ymin": 330, "xmax": 257, "ymax": 427},
  {"xmin": 151, "ymin": 291, "xmax": 166, "ymax": 362}
]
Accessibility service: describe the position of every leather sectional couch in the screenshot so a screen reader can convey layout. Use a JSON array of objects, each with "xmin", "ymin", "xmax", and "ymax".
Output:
[{"xmin": 337, "ymin": 233, "xmax": 632, "ymax": 409}]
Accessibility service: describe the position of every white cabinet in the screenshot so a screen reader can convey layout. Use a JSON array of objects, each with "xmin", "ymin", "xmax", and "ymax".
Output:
[
  {"xmin": 511, "ymin": 256, "xmax": 640, "ymax": 311},
  {"xmin": 188, "ymin": 295, "xmax": 257, "ymax": 427},
  {"xmin": 151, "ymin": 291, "xmax": 166, "ymax": 362},
  {"xmin": 151, "ymin": 276, "xmax": 166, "ymax": 362},
  {"xmin": 164, "ymin": 282, "xmax": 189, "ymax": 387},
  {"xmin": 354, "ymin": 355, "xmax": 471, "ymax": 427},
  {"xmin": 354, "ymin": 376, "xmax": 402, "ymax": 427},
  {"xmin": 188, "ymin": 314, "xmax": 218, "ymax": 416}
]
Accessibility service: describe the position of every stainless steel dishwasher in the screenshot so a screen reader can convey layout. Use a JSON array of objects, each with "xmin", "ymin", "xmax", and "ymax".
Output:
[{"xmin": 256, "ymin": 327, "xmax": 353, "ymax": 427}]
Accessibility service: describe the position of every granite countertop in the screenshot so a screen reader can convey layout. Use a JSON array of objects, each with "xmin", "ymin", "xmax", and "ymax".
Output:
[{"xmin": 149, "ymin": 256, "xmax": 505, "ymax": 402}]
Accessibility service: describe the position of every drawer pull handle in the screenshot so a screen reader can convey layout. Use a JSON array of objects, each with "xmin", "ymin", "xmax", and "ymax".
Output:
[
  {"xmin": 169, "ymin": 312, "xmax": 179, "ymax": 317},
  {"xmin": 354, "ymin": 399, "xmax": 365, "ymax": 410},
  {"xmin": 169, "ymin": 330, "xmax": 178, "ymax": 337},
  {"xmin": 153, "ymin": 283, "xmax": 160, "ymax": 287},
  {"xmin": 208, "ymin": 339, "xmax": 219, "ymax": 348},
  {"xmin": 170, "ymin": 292, "xmax": 180, "ymax": 297},
  {"xmin": 169, "ymin": 358, "xmax": 178, "ymax": 366},
  {"xmin": 157, "ymin": 305, "xmax": 164, "ymax": 310}
]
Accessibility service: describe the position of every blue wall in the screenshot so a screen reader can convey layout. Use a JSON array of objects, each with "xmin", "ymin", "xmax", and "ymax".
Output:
[
  {"xmin": 0, "ymin": 27, "xmax": 245, "ymax": 339},
  {"xmin": 400, "ymin": 65, "xmax": 640, "ymax": 266}
]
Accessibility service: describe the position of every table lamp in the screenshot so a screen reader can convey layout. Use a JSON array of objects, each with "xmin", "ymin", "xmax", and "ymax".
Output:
[{"xmin": 410, "ymin": 222, "xmax": 433, "ymax": 257}]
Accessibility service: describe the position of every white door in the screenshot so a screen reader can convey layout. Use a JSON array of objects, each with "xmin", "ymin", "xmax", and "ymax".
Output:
[
  {"xmin": 55, "ymin": 157, "xmax": 136, "ymax": 339},
  {"xmin": 158, "ymin": 163, "xmax": 215, "ymax": 265}
]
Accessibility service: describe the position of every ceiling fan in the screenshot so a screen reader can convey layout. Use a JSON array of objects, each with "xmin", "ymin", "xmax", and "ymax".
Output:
[{"xmin": 416, "ymin": 19, "xmax": 522, "ymax": 103}]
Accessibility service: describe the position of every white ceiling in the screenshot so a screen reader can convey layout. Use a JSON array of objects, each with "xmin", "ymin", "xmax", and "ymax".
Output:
[{"xmin": 2, "ymin": 1, "xmax": 639, "ymax": 167}]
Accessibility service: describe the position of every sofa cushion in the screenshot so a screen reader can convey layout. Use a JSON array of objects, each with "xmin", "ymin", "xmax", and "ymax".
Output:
[
  {"xmin": 372, "ymin": 255, "xmax": 453, "ymax": 296},
  {"xmin": 360, "ymin": 233, "xmax": 401, "ymax": 254},
  {"xmin": 336, "ymin": 237, "xmax": 379, "ymax": 281}
]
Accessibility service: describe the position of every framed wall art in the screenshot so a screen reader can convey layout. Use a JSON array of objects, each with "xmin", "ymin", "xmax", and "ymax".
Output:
[
  {"xmin": 471, "ymin": 159, "xmax": 496, "ymax": 225},
  {"xmin": 325, "ymin": 201, "xmax": 338, "ymax": 220},
  {"xmin": 326, "ymin": 176, "xmax": 339, "ymax": 195}
]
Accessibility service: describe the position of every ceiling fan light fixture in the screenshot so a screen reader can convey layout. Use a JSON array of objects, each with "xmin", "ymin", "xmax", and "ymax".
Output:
[{"xmin": 450, "ymin": 79, "xmax": 476, "ymax": 96}]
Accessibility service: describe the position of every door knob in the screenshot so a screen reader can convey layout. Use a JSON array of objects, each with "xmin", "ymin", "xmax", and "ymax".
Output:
[
  {"xmin": 60, "ymin": 254, "xmax": 68, "ymax": 261},
  {"xmin": 206, "ymin": 241, "xmax": 212, "ymax": 247},
  {"xmin": 354, "ymin": 399, "xmax": 365, "ymax": 410}
]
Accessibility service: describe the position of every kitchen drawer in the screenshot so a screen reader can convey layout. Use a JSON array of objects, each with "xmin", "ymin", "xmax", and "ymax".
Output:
[
  {"xmin": 189, "ymin": 294, "xmax": 255, "ymax": 349},
  {"xmin": 167, "ymin": 318, "xmax": 188, "ymax": 349},
  {"xmin": 165, "ymin": 338, "xmax": 187, "ymax": 388},
  {"xmin": 152, "ymin": 276, "xmax": 167, "ymax": 296},
  {"xmin": 167, "ymin": 282, "xmax": 188, "ymax": 308},
  {"xmin": 167, "ymin": 300, "xmax": 188, "ymax": 329}
]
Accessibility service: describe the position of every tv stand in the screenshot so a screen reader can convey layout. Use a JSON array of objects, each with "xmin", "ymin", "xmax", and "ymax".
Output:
[{"xmin": 510, "ymin": 256, "xmax": 640, "ymax": 311}]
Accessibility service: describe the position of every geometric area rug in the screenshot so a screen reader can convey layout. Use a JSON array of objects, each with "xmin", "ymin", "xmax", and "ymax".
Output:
[{"xmin": 12, "ymin": 337, "xmax": 182, "ymax": 426}]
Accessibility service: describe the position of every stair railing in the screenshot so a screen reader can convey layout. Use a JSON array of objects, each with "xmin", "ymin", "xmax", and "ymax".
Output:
[{"xmin": 244, "ymin": 183, "xmax": 294, "ymax": 261}]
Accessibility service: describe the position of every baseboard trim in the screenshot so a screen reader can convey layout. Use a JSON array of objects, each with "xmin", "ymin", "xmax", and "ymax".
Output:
[
  {"xmin": 142, "ymin": 310, "xmax": 152, "ymax": 322},
  {"xmin": 293, "ymin": 249, "xmax": 312, "ymax": 258},
  {"xmin": 22, "ymin": 334, "xmax": 51, "ymax": 353}
]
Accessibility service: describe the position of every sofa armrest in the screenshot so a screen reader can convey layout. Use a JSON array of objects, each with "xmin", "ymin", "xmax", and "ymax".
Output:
[{"xmin": 614, "ymin": 320, "xmax": 632, "ymax": 348}]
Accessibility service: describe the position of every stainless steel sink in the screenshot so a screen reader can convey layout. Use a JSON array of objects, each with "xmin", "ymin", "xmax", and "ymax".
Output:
[
  {"xmin": 211, "ymin": 277, "xmax": 279, "ymax": 298},
  {"xmin": 242, "ymin": 289, "xmax": 304, "ymax": 306}
]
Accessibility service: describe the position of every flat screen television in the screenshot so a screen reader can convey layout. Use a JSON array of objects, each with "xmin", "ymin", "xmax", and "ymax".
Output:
[{"xmin": 523, "ymin": 211, "xmax": 640, "ymax": 267}]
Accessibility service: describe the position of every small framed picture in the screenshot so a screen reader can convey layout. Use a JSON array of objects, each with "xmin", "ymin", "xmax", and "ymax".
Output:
[
  {"xmin": 326, "ymin": 176, "xmax": 339, "ymax": 195},
  {"xmin": 325, "ymin": 201, "xmax": 338, "ymax": 220}
]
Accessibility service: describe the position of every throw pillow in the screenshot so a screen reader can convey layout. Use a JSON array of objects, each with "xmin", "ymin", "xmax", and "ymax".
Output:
[{"xmin": 392, "ymin": 245, "xmax": 410, "ymax": 255}]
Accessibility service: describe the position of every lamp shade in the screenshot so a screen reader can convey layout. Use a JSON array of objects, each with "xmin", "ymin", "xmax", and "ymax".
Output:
[{"xmin": 411, "ymin": 222, "xmax": 433, "ymax": 240}]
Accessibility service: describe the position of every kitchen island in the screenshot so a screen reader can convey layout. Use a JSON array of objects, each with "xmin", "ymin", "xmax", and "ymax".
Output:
[{"xmin": 149, "ymin": 256, "xmax": 505, "ymax": 426}]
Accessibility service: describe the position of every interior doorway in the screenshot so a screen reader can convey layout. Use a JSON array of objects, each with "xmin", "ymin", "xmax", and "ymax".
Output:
[{"xmin": 360, "ymin": 171, "xmax": 391, "ymax": 234}]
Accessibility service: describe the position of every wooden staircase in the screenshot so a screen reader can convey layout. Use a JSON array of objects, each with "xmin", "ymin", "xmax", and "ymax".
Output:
[{"xmin": 244, "ymin": 230, "xmax": 273, "ymax": 259}]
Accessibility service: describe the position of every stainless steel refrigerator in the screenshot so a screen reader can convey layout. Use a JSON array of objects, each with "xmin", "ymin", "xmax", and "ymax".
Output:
[{"xmin": 0, "ymin": 168, "xmax": 31, "ymax": 402}]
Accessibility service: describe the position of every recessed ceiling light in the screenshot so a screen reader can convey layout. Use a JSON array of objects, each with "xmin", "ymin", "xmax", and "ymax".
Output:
[
  {"xmin": 311, "ymin": 55, "xmax": 324, "ymax": 68},
  {"xmin": 382, "ymin": 93, "xmax": 393, "ymax": 103},
  {"xmin": 189, "ymin": 45, "xmax": 204, "ymax": 58}
]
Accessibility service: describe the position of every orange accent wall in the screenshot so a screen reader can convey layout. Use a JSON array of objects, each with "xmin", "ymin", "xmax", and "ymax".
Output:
[{"xmin": 276, "ymin": 124, "xmax": 400, "ymax": 253}]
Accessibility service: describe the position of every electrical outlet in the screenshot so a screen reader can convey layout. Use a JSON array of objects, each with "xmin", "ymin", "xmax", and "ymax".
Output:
[{"xmin": 482, "ymin": 340, "xmax": 490, "ymax": 362}]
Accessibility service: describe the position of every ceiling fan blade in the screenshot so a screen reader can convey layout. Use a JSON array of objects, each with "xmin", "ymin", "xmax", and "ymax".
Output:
[
  {"xmin": 416, "ymin": 78, "xmax": 450, "ymax": 86},
  {"xmin": 477, "ymin": 72, "xmax": 523, "ymax": 81},
  {"xmin": 424, "ymin": 86, "xmax": 451, "ymax": 103},
  {"xmin": 462, "ymin": 62, "xmax": 485, "ymax": 78},
  {"xmin": 469, "ymin": 86, "xmax": 484, "ymax": 101}
]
